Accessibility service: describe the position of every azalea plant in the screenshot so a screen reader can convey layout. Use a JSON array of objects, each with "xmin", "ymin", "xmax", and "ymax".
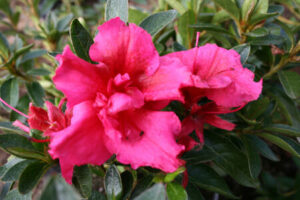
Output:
[{"xmin": 0, "ymin": 0, "xmax": 300, "ymax": 199}]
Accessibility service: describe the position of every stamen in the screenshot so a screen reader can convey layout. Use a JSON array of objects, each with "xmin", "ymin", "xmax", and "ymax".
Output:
[
  {"xmin": 0, "ymin": 97, "xmax": 29, "ymax": 118},
  {"xmin": 13, "ymin": 120, "xmax": 30, "ymax": 133},
  {"xmin": 195, "ymin": 32, "xmax": 200, "ymax": 47}
]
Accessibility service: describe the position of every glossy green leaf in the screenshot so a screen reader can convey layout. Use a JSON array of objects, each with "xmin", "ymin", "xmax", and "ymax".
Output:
[
  {"xmin": 252, "ymin": 0, "xmax": 269, "ymax": 14},
  {"xmin": 19, "ymin": 161, "xmax": 50, "ymax": 194},
  {"xmin": 0, "ymin": 157, "xmax": 23, "ymax": 177},
  {"xmin": 27, "ymin": 68, "xmax": 51, "ymax": 76},
  {"xmin": 187, "ymin": 164, "xmax": 237, "ymax": 198},
  {"xmin": 131, "ymin": 175, "xmax": 153, "ymax": 198},
  {"xmin": 265, "ymin": 124, "xmax": 300, "ymax": 137},
  {"xmin": 245, "ymin": 135, "xmax": 279, "ymax": 161},
  {"xmin": 241, "ymin": 136, "xmax": 262, "ymax": 179},
  {"xmin": 182, "ymin": 146, "xmax": 216, "ymax": 165},
  {"xmin": 0, "ymin": 32, "xmax": 9, "ymax": 58},
  {"xmin": 177, "ymin": 10, "xmax": 195, "ymax": 48},
  {"xmin": 20, "ymin": 50, "xmax": 47, "ymax": 64},
  {"xmin": 205, "ymin": 132, "xmax": 259, "ymax": 188},
  {"xmin": 88, "ymin": 191, "xmax": 106, "ymax": 200},
  {"xmin": 0, "ymin": 133, "xmax": 45, "ymax": 160},
  {"xmin": 0, "ymin": 78, "xmax": 19, "ymax": 111},
  {"xmin": 133, "ymin": 183, "xmax": 166, "ymax": 200},
  {"xmin": 257, "ymin": 133, "xmax": 300, "ymax": 158},
  {"xmin": 0, "ymin": 0, "xmax": 12, "ymax": 16},
  {"xmin": 165, "ymin": 0, "xmax": 187, "ymax": 15},
  {"xmin": 249, "ymin": 12, "xmax": 278, "ymax": 25},
  {"xmin": 246, "ymin": 27, "xmax": 269, "ymax": 37},
  {"xmin": 212, "ymin": 0, "xmax": 240, "ymax": 21},
  {"xmin": 0, "ymin": 122, "xmax": 24, "ymax": 134},
  {"xmin": 191, "ymin": 23, "xmax": 231, "ymax": 35},
  {"xmin": 10, "ymin": 94, "xmax": 30, "ymax": 122},
  {"xmin": 40, "ymin": 175, "xmax": 81, "ymax": 200},
  {"xmin": 121, "ymin": 171, "xmax": 134, "ymax": 200},
  {"xmin": 140, "ymin": 10, "xmax": 177, "ymax": 37},
  {"xmin": 128, "ymin": 8, "xmax": 148, "ymax": 25},
  {"xmin": 241, "ymin": 0, "xmax": 257, "ymax": 21},
  {"xmin": 105, "ymin": 164, "xmax": 123, "ymax": 200},
  {"xmin": 4, "ymin": 189, "xmax": 31, "ymax": 200},
  {"xmin": 70, "ymin": 19, "xmax": 94, "ymax": 63},
  {"xmin": 105, "ymin": 0, "xmax": 128, "ymax": 23},
  {"xmin": 249, "ymin": 34, "xmax": 284, "ymax": 45},
  {"xmin": 1, "ymin": 160, "xmax": 34, "ymax": 181},
  {"xmin": 244, "ymin": 97, "xmax": 270, "ymax": 119},
  {"xmin": 166, "ymin": 182, "xmax": 188, "ymax": 200},
  {"xmin": 26, "ymin": 81, "xmax": 45, "ymax": 107},
  {"xmin": 232, "ymin": 43, "xmax": 251, "ymax": 64},
  {"xmin": 278, "ymin": 71, "xmax": 300, "ymax": 100},
  {"xmin": 186, "ymin": 183, "xmax": 205, "ymax": 200},
  {"xmin": 278, "ymin": 135, "xmax": 300, "ymax": 155},
  {"xmin": 56, "ymin": 14, "xmax": 73, "ymax": 32},
  {"xmin": 73, "ymin": 165, "xmax": 92, "ymax": 198}
]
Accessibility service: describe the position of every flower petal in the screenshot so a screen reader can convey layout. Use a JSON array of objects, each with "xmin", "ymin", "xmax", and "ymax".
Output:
[
  {"xmin": 205, "ymin": 115, "xmax": 235, "ymax": 131},
  {"xmin": 28, "ymin": 103, "xmax": 49, "ymax": 131},
  {"xmin": 89, "ymin": 17, "xmax": 159, "ymax": 77},
  {"xmin": 100, "ymin": 110, "xmax": 185, "ymax": 172},
  {"xmin": 48, "ymin": 101, "xmax": 112, "ymax": 183},
  {"xmin": 140, "ymin": 56, "xmax": 191, "ymax": 102},
  {"xmin": 54, "ymin": 46, "xmax": 109, "ymax": 108}
]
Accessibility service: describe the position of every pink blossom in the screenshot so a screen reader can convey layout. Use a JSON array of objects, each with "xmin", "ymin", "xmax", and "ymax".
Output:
[
  {"xmin": 52, "ymin": 18, "xmax": 186, "ymax": 183},
  {"xmin": 165, "ymin": 43, "xmax": 262, "ymax": 107}
]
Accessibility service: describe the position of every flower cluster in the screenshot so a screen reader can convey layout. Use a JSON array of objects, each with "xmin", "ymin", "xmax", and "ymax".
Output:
[{"xmin": 14, "ymin": 18, "xmax": 262, "ymax": 183}]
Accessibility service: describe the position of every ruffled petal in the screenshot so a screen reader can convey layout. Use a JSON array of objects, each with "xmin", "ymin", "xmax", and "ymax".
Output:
[
  {"xmin": 28, "ymin": 103, "xmax": 49, "ymax": 131},
  {"xmin": 140, "ymin": 56, "xmax": 191, "ymax": 102},
  {"xmin": 48, "ymin": 101, "xmax": 112, "ymax": 183},
  {"xmin": 100, "ymin": 110, "xmax": 185, "ymax": 172},
  {"xmin": 45, "ymin": 101, "xmax": 66, "ymax": 132},
  {"xmin": 54, "ymin": 46, "xmax": 109, "ymax": 108},
  {"xmin": 89, "ymin": 17, "xmax": 159, "ymax": 77}
]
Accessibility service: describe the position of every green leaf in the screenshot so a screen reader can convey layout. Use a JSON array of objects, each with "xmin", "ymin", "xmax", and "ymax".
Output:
[
  {"xmin": 205, "ymin": 132, "xmax": 259, "ymax": 188},
  {"xmin": 0, "ymin": 122, "xmax": 24, "ymax": 134},
  {"xmin": 140, "ymin": 10, "xmax": 177, "ymax": 37},
  {"xmin": 18, "ymin": 161, "xmax": 50, "ymax": 194},
  {"xmin": 0, "ymin": 133, "xmax": 45, "ymax": 160},
  {"xmin": 173, "ymin": 42, "xmax": 187, "ymax": 52},
  {"xmin": 252, "ymin": 0, "xmax": 269, "ymax": 14},
  {"xmin": 246, "ymin": 27, "xmax": 269, "ymax": 37},
  {"xmin": 56, "ymin": 14, "xmax": 73, "ymax": 32},
  {"xmin": 0, "ymin": 78, "xmax": 19, "ymax": 111},
  {"xmin": 182, "ymin": 146, "xmax": 216, "ymax": 164},
  {"xmin": 105, "ymin": 164, "xmax": 123, "ymax": 200},
  {"xmin": 278, "ymin": 135, "xmax": 300, "ymax": 155},
  {"xmin": 1, "ymin": 160, "xmax": 34, "ymax": 181},
  {"xmin": 10, "ymin": 94, "xmax": 30, "ymax": 122},
  {"xmin": 249, "ymin": 34, "xmax": 284, "ymax": 45},
  {"xmin": 245, "ymin": 135, "xmax": 279, "ymax": 161},
  {"xmin": 278, "ymin": 71, "xmax": 300, "ymax": 100},
  {"xmin": 0, "ymin": 32, "xmax": 9, "ymax": 58},
  {"xmin": 265, "ymin": 124, "xmax": 300, "ymax": 137},
  {"xmin": 88, "ymin": 191, "xmax": 106, "ymax": 200},
  {"xmin": 0, "ymin": 182, "xmax": 12, "ymax": 200},
  {"xmin": 190, "ymin": 23, "xmax": 232, "ymax": 35},
  {"xmin": 165, "ymin": 0, "xmax": 187, "ymax": 15},
  {"xmin": 4, "ymin": 189, "xmax": 31, "ymax": 200},
  {"xmin": 128, "ymin": 8, "xmax": 148, "ymax": 25},
  {"xmin": 26, "ymin": 81, "xmax": 45, "ymax": 107},
  {"xmin": 257, "ymin": 133, "xmax": 300, "ymax": 158},
  {"xmin": 241, "ymin": 0, "xmax": 257, "ymax": 21},
  {"xmin": 105, "ymin": 0, "xmax": 128, "ymax": 23},
  {"xmin": 133, "ymin": 183, "xmax": 166, "ymax": 200},
  {"xmin": 121, "ymin": 171, "xmax": 134, "ymax": 200},
  {"xmin": 131, "ymin": 175, "xmax": 153, "ymax": 198},
  {"xmin": 186, "ymin": 183, "xmax": 205, "ymax": 200},
  {"xmin": 177, "ymin": 10, "xmax": 195, "ymax": 48},
  {"xmin": 73, "ymin": 165, "xmax": 92, "ymax": 198},
  {"xmin": 187, "ymin": 164, "xmax": 237, "ymax": 198},
  {"xmin": 212, "ymin": 0, "xmax": 240, "ymax": 21},
  {"xmin": 249, "ymin": 12, "xmax": 278, "ymax": 25},
  {"xmin": 20, "ymin": 50, "xmax": 47, "ymax": 64},
  {"xmin": 244, "ymin": 97, "xmax": 270, "ymax": 119},
  {"xmin": 70, "ymin": 19, "xmax": 94, "ymax": 63},
  {"xmin": 0, "ymin": 0, "xmax": 12, "ymax": 16},
  {"xmin": 241, "ymin": 136, "xmax": 262, "ymax": 179},
  {"xmin": 27, "ymin": 68, "xmax": 51, "ymax": 76},
  {"xmin": 166, "ymin": 183, "xmax": 188, "ymax": 200},
  {"xmin": 232, "ymin": 43, "xmax": 251, "ymax": 64},
  {"xmin": 40, "ymin": 175, "xmax": 81, "ymax": 200}
]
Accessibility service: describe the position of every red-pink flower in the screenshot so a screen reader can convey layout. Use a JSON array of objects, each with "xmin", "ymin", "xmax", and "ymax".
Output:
[
  {"xmin": 165, "ymin": 43, "xmax": 262, "ymax": 107},
  {"xmin": 51, "ymin": 18, "xmax": 188, "ymax": 183}
]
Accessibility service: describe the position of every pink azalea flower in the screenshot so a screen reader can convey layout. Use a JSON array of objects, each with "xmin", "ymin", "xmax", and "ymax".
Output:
[
  {"xmin": 52, "ymin": 18, "xmax": 187, "ymax": 183},
  {"xmin": 165, "ymin": 43, "xmax": 263, "ymax": 107}
]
